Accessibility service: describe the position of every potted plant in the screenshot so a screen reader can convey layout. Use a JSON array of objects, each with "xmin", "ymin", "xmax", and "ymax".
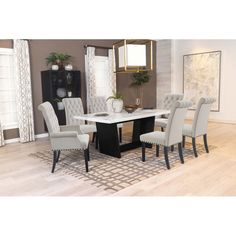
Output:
[
  {"xmin": 53, "ymin": 98, "xmax": 64, "ymax": 110},
  {"xmin": 130, "ymin": 71, "xmax": 150, "ymax": 108},
  {"xmin": 46, "ymin": 52, "xmax": 72, "ymax": 70},
  {"xmin": 107, "ymin": 90, "xmax": 124, "ymax": 113}
]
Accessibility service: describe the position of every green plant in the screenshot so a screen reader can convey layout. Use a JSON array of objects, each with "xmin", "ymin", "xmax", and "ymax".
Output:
[
  {"xmin": 106, "ymin": 90, "xmax": 123, "ymax": 101},
  {"xmin": 46, "ymin": 52, "xmax": 72, "ymax": 66},
  {"xmin": 131, "ymin": 71, "xmax": 150, "ymax": 86}
]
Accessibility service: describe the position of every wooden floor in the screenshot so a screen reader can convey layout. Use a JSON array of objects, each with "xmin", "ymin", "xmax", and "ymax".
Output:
[{"xmin": 0, "ymin": 121, "xmax": 236, "ymax": 196}]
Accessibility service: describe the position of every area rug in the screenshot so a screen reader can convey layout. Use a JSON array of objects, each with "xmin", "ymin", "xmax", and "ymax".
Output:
[{"xmin": 29, "ymin": 142, "xmax": 216, "ymax": 193}]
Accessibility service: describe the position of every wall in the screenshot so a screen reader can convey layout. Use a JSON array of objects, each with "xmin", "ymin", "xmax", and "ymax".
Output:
[
  {"xmin": 173, "ymin": 39, "xmax": 236, "ymax": 123},
  {"xmin": 156, "ymin": 40, "xmax": 172, "ymax": 107}
]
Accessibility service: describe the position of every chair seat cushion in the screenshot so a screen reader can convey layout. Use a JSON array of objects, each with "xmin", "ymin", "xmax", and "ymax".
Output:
[
  {"xmin": 140, "ymin": 131, "xmax": 166, "ymax": 145},
  {"xmin": 80, "ymin": 124, "xmax": 97, "ymax": 134},
  {"xmin": 183, "ymin": 124, "xmax": 193, "ymax": 137},
  {"xmin": 155, "ymin": 118, "xmax": 168, "ymax": 128}
]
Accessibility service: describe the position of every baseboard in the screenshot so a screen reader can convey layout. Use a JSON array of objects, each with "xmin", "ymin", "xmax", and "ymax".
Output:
[
  {"xmin": 208, "ymin": 119, "xmax": 236, "ymax": 124},
  {"xmin": 4, "ymin": 133, "xmax": 48, "ymax": 144},
  {"xmin": 5, "ymin": 138, "xmax": 20, "ymax": 144},
  {"xmin": 35, "ymin": 133, "xmax": 48, "ymax": 138}
]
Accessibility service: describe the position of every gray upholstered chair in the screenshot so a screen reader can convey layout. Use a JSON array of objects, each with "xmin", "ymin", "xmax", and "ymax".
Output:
[
  {"xmin": 155, "ymin": 93, "xmax": 184, "ymax": 131},
  {"xmin": 62, "ymin": 98, "xmax": 97, "ymax": 141},
  {"xmin": 38, "ymin": 102, "xmax": 90, "ymax": 173},
  {"xmin": 182, "ymin": 97, "xmax": 216, "ymax": 157},
  {"xmin": 90, "ymin": 96, "xmax": 123, "ymax": 143},
  {"xmin": 140, "ymin": 100, "xmax": 192, "ymax": 169}
]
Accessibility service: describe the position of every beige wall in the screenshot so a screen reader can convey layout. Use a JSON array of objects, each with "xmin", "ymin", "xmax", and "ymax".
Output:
[{"xmin": 0, "ymin": 39, "xmax": 157, "ymax": 138}]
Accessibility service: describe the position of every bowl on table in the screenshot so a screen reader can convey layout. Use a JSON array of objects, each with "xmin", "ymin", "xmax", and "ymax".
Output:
[{"xmin": 124, "ymin": 105, "xmax": 139, "ymax": 113}]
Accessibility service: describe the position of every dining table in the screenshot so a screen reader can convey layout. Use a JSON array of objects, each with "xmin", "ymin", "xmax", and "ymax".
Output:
[{"xmin": 74, "ymin": 109, "xmax": 170, "ymax": 158}]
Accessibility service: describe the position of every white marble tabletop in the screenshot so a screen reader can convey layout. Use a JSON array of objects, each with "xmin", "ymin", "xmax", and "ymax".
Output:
[{"xmin": 74, "ymin": 109, "xmax": 170, "ymax": 124}]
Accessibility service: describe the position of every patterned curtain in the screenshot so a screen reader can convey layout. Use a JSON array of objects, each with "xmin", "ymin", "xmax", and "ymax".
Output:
[
  {"xmin": 85, "ymin": 47, "xmax": 96, "ymax": 113},
  {"xmin": 0, "ymin": 121, "xmax": 5, "ymax": 147},
  {"xmin": 14, "ymin": 40, "xmax": 35, "ymax": 143},
  {"xmin": 108, "ymin": 49, "xmax": 116, "ymax": 93}
]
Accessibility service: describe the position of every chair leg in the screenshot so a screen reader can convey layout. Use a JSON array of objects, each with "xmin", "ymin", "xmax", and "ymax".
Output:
[
  {"xmin": 192, "ymin": 137, "xmax": 198, "ymax": 157},
  {"xmin": 56, "ymin": 150, "xmax": 61, "ymax": 163},
  {"xmin": 51, "ymin": 150, "xmax": 57, "ymax": 173},
  {"xmin": 142, "ymin": 142, "xmax": 146, "ymax": 162},
  {"xmin": 161, "ymin": 127, "xmax": 164, "ymax": 132},
  {"xmin": 178, "ymin": 143, "xmax": 184, "ymax": 164},
  {"xmin": 182, "ymin": 136, "xmax": 185, "ymax": 148},
  {"xmin": 84, "ymin": 148, "xmax": 89, "ymax": 172},
  {"xmin": 203, "ymin": 134, "xmax": 209, "ymax": 153},
  {"xmin": 95, "ymin": 134, "xmax": 99, "ymax": 149},
  {"xmin": 119, "ymin": 127, "xmax": 122, "ymax": 143},
  {"xmin": 156, "ymin": 145, "xmax": 159, "ymax": 157},
  {"xmin": 87, "ymin": 146, "xmax": 90, "ymax": 161},
  {"xmin": 92, "ymin": 132, "xmax": 96, "ymax": 143},
  {"xmin": 164, "ymin": 146, "xmax": 170, "ymax": 169},
  {"xmin": 171, "ymin": 145, "xmax": 174, "ymax": 152}
]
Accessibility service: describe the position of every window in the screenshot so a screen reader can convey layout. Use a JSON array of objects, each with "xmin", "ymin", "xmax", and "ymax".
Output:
[
  {"xmin": 94, "ymin": 56, "xmax": 111, "ymax": 98},
  {"xmin": 0, "ymin": 48, "xmax": 18, "ymax": 129}
]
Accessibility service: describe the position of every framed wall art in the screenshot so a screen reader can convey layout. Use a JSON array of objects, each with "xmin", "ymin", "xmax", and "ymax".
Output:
[{"xmin": 183, "ymin": 50, "xmax": 221, "ymax": 111}]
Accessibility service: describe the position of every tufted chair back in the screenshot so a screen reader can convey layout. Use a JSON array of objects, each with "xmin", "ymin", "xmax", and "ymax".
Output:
[
  {"xmin": 165, "ymin": 100, "xmax": 192, "ymax": 146},
  {"xmin": 62, "ymin": 98, "xmax": 85, "ymax": 125},
  {"xmin": 192, "ymin": 97, "xmax": 216, "ymax": 137},
  {"xmin": 162, "ymin": 94, "xmax": 184, "ymax": 110},
  {"xmin": 90, "ymin": 96, "xmax": 108, "ymax": 113},
  {"xmin": 38, "ymin": 102, "xmax": 60, "ymax": 134}
]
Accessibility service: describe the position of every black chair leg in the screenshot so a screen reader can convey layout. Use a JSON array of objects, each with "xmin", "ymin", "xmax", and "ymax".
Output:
[
  {"xmin": 164, "ymin": 146, "xmax": 170, "ymax": 169},
  {"xmin": 119, "ymin": 127, "xmax": 122, "ymax": 143},
  {"xmin": 84, "ymin": 149, "xmax": 89, "ymax": 172},
  {"xmin": 156, "ymin": 145, "xmax": 159, "ymax": 157},
  {"xmin": 142, "ymin": 142, "xmax": 146, "ymax": 162},
  {"xmin": 56, "ymin": 150, "xmax": 61, "ymax": 163},
  {"xmin": 192, "ymin": 137, "xmax": 198, "ymax": 157},
  {"xmin": 95, "ymin": 134, "xmax": 99, "ymax": 149},
  {"xmin": 87, "ymin": 146, "xmax": 90, "ymax": 161},
  {"xmin": 178, "ymin": 143, "xmax": 184, "ymax": 164},
  {"xmin": 171, "ymin": 145, "xmax": 174, "ymax": 152},
  {"xmin": 203, "ymin": 134, "xmax": 209, "ymax": 153},
  {"xmin": 51, "ymin": 150, "xmax": 57, "ymax": 173},
  {"xmin": 182, "ymin": 136, "xmax": 185, "ymax": 148},
  {"xmin": 92, "ymin": 132, "xmax": 96, "ymax": 143},
  {"xmin": 161, "ymin": 127, "xmax": 164, "ymax": 132}
]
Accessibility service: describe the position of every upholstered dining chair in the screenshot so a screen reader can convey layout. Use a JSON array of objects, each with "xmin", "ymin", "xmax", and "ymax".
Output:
[
  {"xmin": 155, "ymin": 93, "xmax": 184, "ymax": 131},
  {"xmin": 140, "ymin": 100, "xmax": 192, "ymax": 169},
  {"xmin": 182, "ymin": 97, "xmax": 216, "ymax": 157},
  {"xmin": 90, "ymin": 96, "xmax": 123, "ymax": 143},
  {"xmin": 62, "ymin": 98, "xmax": 97, "ymax": 142},
  {"xmin": 38, "ymin": 102, "xmax": 90, "ymax": 173}
]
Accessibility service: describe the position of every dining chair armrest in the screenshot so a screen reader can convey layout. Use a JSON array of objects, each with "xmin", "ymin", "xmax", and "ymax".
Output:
[{"xmin": 50, "ymin": 131, "xmax": 78, "ymax": 138}]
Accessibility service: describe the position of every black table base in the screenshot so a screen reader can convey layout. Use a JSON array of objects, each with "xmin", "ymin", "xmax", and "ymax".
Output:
[{"xmin": 96, "ymin": 116, "xmax": 155, "ymax": 158}]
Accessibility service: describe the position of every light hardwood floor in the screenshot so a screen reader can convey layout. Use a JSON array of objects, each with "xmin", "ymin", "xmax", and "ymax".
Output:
[{"xmin": 0, "ymin": 121, "xmax": 236, "ymax": 196}]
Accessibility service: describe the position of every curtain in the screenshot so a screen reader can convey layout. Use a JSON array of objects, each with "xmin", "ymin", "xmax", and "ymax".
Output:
[
  {"xmin": 108, "ymin": 49, "xmax": 116, "ymax": 93},
  {"xmin": 85, "ymin": 47, "xmax": 96, "ymax": 113},
  {"xmin": 14, "ymin": 39, "xmax": 35, "ymax": 143},
  {"xmin": 0, "ymin": 121, "xmax": 5, "ymax": 147}
]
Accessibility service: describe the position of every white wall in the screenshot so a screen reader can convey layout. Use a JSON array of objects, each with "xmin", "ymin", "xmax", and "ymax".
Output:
[{"xmin": 172, "ymin": 39, "xmax": 236, "ymax": 123}]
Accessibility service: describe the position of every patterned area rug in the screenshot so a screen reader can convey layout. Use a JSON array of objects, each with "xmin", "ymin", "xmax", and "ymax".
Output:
[{"xmin": 29, "ymin": 142, "xmax": 216, "ymax": 194}]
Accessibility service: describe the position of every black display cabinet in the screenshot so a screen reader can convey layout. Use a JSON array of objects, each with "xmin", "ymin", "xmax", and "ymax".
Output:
[{"xmin": 41, "ymin": 70, "xmax": 81, "ymax": 130}]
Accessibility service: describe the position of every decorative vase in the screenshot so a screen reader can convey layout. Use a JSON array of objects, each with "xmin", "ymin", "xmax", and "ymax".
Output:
[
  {"xmin": 57, "ymin": 102, "xmax": 64, "ymax": 110},
  {"xmin": 67, "ymin": 91, "xmax": 72, "ymax": 97},
  {"xmin": 52, "ymin": 64, "xmax": 59, "ymax": 70},
  {"xmin": 65, "ymin": 64, "xmax": 73, "ymax": 71},
  {"xmin": 112, "ymin": 99, "xmax": 123, "ymax": 113}
]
